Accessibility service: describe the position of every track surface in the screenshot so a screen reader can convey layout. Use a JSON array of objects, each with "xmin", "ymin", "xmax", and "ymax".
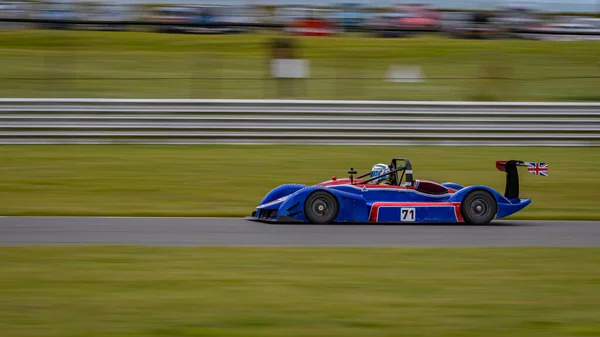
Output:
[{"xmin": 1, "ymin": 217, "xmax": 599, "ymax": 246}]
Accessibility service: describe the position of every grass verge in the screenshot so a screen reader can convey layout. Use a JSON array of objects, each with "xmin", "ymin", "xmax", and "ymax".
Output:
[
  {"xmin": 0, "ymin": 247, "xmax": 599, "ymax": 337},
  {"xmin": 0, "ymin": 145, "xmax": 598, "ymax": 219},
  {"xmin": 0, "ymin": 30, "xmax": 598, "ymax": 101}
]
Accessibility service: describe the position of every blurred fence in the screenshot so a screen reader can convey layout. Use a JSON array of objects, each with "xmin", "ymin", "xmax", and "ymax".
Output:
[
  {"xmin": 1, "ymin": 99, "xmax": 599, "ymax": 145},
  {"xmin": 1, "ymin": 18, "xmax": 599, "ymax": 101},
  {"xmin": 2, "ymin": 52, "xmax": 599, "ymax": 102}
]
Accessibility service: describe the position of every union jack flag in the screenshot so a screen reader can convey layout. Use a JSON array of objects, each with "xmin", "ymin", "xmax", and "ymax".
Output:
[{"xmin": 524, "ymin": 162, "xmax": 548, "ymax": 177}]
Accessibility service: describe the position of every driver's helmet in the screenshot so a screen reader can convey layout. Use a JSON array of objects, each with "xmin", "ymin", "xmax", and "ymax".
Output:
[{"xmin": 370, "ymin": 163, "xmax": 391, "ymax": 183}]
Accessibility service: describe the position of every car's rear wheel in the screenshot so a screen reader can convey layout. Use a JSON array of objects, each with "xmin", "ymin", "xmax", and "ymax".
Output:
[
  {"xmin": 304, "ymin": 191, "xmax": 339, "ymax": 224},
  {"xmin": 461, "ymin": 190, "xmax": 497, "ymax": 225}
]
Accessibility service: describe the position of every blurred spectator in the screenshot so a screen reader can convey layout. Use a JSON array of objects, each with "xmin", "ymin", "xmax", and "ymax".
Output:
[
  {"xmin": 35, "ymin": 0, "xmax": 77, "ymax": 30},
  {"xmin": 364, "ymin": 12, "xmax": 409, "ymax": 38},
  {"xmin": 329, "ymin": 3, "xmax": 367, "ymax": 32},
  {"xmin": 275, "ymin": 6, "xmax": 338, "ymax": 37},
  {"xmin": 80, "ymin": 3, "xmax": 135, "ymax": 31},
  {"xmin": 492, "ymin": 5, "xmax": 543, "ymax": 38},
  {"xmin": 0, "ymin": 1, "xmax": 32, "ymax": 30}
]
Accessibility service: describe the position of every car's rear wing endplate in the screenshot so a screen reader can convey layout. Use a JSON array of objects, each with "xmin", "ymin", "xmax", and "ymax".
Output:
[{"xmin": 496, "ymin": 160, "xmax": 548, "ymax": 199}]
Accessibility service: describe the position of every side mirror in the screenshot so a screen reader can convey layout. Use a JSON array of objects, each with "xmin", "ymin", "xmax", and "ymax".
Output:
[{"xmin": 348, "ymin": 167, "xmax": 357, "ymax": 183}]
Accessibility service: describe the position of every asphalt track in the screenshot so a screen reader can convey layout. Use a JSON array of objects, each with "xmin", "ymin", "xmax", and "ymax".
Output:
[{"xmin": 1, "ymin": 217, "xmax": 599, "ymax": 246}]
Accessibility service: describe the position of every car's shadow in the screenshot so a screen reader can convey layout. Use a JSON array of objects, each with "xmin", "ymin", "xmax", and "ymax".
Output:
[{"xmin": 268, "ymin": 221, "xmax": 529, "ymax": 227}]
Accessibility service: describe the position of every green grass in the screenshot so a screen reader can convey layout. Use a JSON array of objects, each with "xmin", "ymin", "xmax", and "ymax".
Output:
[
  {"xmin": 0, "ymin": 247, "xmax": 599, "ymax": 337},
  {"xmin": 1, "ymin": 145, "xmax": 599, "ymax": 219},
  {"xmin": 0, "ymin": 30, "xmax": 599, "ymax": 100}
]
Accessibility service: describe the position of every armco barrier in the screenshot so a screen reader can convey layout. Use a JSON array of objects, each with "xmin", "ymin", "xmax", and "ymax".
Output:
[{"xmin": 0, "ymin": 99, "xmax": 599, "ymax": 146}]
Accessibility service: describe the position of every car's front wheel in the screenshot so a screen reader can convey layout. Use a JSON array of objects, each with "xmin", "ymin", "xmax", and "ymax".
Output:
[
  {"xmin": 304, "ymin": 190, "xmax": 339, "ymax": 224},
  {"xmin": 461, "ymin": 190, "xmax": 497, "ymax": 225}
]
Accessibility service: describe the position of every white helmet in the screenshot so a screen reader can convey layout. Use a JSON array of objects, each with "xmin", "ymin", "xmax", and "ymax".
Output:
[{"xmin": 370, "ymin": 163, "xmax": 390, "ymax": 183}]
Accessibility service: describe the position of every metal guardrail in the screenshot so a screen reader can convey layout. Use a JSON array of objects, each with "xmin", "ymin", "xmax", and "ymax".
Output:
[{"xmin": 0, "ymin": 99, "xmax": 599, "ymax": 146}]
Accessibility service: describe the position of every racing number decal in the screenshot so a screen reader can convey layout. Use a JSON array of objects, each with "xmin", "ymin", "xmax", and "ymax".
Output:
[{"xmin": 401, "ymin": 208, "xmax": 415, "ymax": 221}]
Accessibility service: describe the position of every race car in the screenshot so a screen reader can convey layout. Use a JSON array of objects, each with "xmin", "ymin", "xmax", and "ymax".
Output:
[{"xmin": 246, "ymin": 158, "xmax": 547, "ymax": 225}]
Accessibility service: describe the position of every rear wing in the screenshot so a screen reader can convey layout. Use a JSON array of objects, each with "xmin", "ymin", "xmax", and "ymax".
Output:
[{"xmin": 496, "ymin": 160, "xmax": 548, "ymax": 199}]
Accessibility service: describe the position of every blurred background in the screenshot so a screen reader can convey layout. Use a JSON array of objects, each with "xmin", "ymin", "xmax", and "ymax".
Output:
[
  {"xmin": 0, "ymin": 0, "xmax": 599, "ymax": 101},
  {"xmin": 1, "ymin": 4, "xmax": 600, "ymax": 336}
]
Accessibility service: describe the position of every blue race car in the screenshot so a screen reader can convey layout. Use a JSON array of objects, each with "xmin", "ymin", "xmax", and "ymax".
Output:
[{"xmin": 246, "ymin": 158, "xmax": 547, "ymax": 225}]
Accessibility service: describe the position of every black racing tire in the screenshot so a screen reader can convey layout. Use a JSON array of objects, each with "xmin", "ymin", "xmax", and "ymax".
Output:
[
  {"xmin": 460, "ymin": 190, "xmax": 497, "ymax": 225},
  {"xmin": 304, "ymin": 190, "xmax": 339, "ymax": 224}
]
